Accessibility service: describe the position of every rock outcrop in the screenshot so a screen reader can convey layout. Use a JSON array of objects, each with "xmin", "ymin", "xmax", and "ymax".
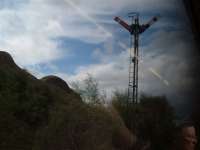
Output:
[
  {"xmin": 41, "ymin": 75, "xmax": 72, "ymax": 93},
  {"xmin": 0, "ymin": 51, "xmax": 18, "ymax": 68}
]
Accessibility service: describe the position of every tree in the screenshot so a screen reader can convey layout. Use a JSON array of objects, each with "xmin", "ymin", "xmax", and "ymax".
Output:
[
  {"xmin": 71, "ymin": 74, "xmax": 102, "ymax": 105},
  {"xmin": 111, "ymin": 91, "xmax": 176, "ymax": 150}
]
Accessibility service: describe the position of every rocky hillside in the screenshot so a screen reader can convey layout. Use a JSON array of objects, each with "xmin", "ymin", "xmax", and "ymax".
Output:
[{"xmin": 0, "ymin": 51, "xmax": 135, "ymax": 150}]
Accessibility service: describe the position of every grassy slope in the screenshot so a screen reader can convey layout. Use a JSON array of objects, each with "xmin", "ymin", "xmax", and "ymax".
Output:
[{"xmin": 0, "ymin": 52, "xmax": 122, "ymax": 150}]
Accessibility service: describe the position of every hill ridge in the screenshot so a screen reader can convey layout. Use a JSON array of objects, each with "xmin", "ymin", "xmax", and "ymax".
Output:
[{"xmin": 0, "ymin": 51, "xmax": 18, "ymax": 68}]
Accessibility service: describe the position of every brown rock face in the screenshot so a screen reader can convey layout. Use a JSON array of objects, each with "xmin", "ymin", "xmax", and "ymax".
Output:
[
  {"xmin": 0, "ymin": 51, "xmax": 17, "ymax": 68},
  {"xmin": 41, "ymin": 75, "xmax": 71, "ymax": 93}
]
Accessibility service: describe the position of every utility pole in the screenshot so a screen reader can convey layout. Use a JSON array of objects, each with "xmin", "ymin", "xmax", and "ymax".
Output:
[
  {"xmin": 114, "ymin": 12, "xmax": 160, "ymax": 135},
  {"xmin": 114, "ymin": 13, "xmax": 160, "ymax": 105}
]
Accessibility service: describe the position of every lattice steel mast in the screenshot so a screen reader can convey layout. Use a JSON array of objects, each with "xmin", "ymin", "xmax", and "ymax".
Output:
[{"xmin": 114, "ymin": 13, "xmax": 159, "ymax": 104}]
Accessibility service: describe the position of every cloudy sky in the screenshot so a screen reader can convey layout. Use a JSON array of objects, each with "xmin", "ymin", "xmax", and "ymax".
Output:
[{"xmin": 0, "ymin": 0, "xmax": 197, "ymax": 111}]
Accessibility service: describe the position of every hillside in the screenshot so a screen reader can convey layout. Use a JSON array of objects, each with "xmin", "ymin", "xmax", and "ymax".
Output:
[{"xmin": 0, "ymin": 51, "xmax": 134, "ymax": 150}]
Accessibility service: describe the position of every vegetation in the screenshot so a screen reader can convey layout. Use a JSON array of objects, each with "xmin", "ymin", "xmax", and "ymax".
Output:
[
  {"xmin": 71, "ymin": 74, "xmax": 103, "ymax": 105},
  {"xmin": 0, "ymin": 52, "xmax": 121, "ymax": 150},
  {"xmin": 0, "ymin": 64, "xmax": 52, "ymax": 149},
  {"xmin": 112, "ymin": 91, "xmax": 176, "ymax": 150},
  {"xmin": 0, "ymin": 51, "xmax": 189, "ymax": 150}
]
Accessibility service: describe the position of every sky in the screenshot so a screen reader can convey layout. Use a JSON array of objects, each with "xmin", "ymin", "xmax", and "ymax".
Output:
[{"xmin": 0, "ymin": 0, "xmax": 197, "ymax": 114}]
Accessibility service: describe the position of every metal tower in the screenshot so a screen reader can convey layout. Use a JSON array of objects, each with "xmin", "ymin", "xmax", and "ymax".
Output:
[{"xmin": 114, "ymin": 13, "xmax": 159, "ymax": 104}]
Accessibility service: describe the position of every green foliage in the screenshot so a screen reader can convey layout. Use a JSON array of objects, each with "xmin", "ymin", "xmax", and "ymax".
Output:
[
  {"xmin": 33, "ymin": 92, "xmax": 117, "ymax": 150},
  {"xmin": 0, "ymin": 65, "xmax": 119, "ymax": 150},
  {"xmin": 0, "ymin": 55, "xmax": 178, "ymax": 150},
  {"xmin": 71, "ymin": 74, "xmax": 102, "ymax": 105},
  {"xmin": 139, "ymin": 95, "xmax": 176, "ymax": 150},
  {"xmin": 112, "ymin": 91, "xmax": 176, "ymax": 150},
  {"xmin": 0, "ymin": 66, "xmax": 53, "ymax": 149}
]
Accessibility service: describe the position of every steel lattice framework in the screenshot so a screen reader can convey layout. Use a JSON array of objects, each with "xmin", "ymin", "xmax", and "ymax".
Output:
[{"xmin": 114, "ymin": 13, "xmax": 159, "ymax": 104}]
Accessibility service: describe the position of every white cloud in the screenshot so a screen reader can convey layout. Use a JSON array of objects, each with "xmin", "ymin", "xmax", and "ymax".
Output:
[
  {"xmin": 0, "ymin": 0, "xmax": 185, "ymax": 68},
  {"xmin": 0, "ymin": 3, "xmax": 66, "ymax": 66},
  {"xmin": 53, "ymin": 28, "xmax": 196, "ymax": 104},
  {"xmin": 69, "ymin": 0, "xmax": 180, "ymax": 14},
  {"xmin": 0, "ymin": 0, "xmax": 195, "ymax": 106},
  {"xmin": 0, "ymin": 0, "xmax": 117, "ymax": 67}
]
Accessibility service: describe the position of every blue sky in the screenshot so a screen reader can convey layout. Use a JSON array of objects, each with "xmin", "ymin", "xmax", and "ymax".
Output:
[{"xmin": 0, "ymin": 0, "xmax": 196, "ymax": 111}]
